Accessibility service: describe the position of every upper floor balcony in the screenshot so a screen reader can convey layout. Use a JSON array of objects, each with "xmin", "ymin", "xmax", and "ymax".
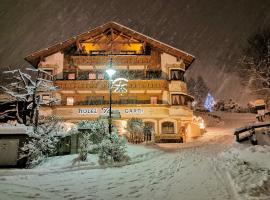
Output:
[
  {"xmin": 55, "ymin": 79, "xmax": 169, "ymax": 91},
  {"xmin": 64, "ymin": 55, "xmax": 153, "ymax": 66}
]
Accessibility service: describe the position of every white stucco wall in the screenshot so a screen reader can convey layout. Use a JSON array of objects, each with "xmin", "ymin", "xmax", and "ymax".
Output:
[
  {"xmin": 40, "ymin": 52, "xmax": 64, "ymax": 79},
  {"xmin": 161, "ymin": 53, "xmax": 180, "ymax": 74}
]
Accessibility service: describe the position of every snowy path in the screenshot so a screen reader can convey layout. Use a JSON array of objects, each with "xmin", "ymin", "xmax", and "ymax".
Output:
[
  {"xmin": 1, "ymin": 112, "xmax": 268, "ymax": 200},
  {"xmin": 0, "ymin": 130, "xmax": 237, "ymax": 200}
]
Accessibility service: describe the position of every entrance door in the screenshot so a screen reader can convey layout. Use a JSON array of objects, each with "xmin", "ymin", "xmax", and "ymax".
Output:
[
  {"xmin": 144, "ymin": 122, "xmax": 155, "ymax": 141},
  {"xmin": 0, "ymin": 139, "xmax": 19, "ymax": 166}
]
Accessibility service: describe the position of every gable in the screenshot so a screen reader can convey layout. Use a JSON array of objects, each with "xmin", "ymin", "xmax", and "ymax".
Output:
[{"xmin": 25, "ymin": 21, "xmax": 195, "ymax": 69}]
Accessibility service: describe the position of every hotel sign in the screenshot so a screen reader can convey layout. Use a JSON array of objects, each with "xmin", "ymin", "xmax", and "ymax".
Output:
[{"xmin": 78, "ymin": 108, "xmax": 144, "ymax": 115}]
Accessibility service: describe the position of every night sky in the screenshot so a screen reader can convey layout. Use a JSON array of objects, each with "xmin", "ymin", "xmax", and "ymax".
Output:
[{"xmin": 0, "ymin": 0, "xmax": 270, "ymax": 103}]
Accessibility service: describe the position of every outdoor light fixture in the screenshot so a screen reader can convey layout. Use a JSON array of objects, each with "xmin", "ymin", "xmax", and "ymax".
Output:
[
  {"xmin": 106, "ymin": 68, "xmax": 116, "ymax": 78},
  {"xmin": 106, "ymin": 57, "xmax": 116, "ymax": 137}
]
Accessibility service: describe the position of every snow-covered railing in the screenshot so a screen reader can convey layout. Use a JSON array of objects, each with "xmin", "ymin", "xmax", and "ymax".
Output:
[{"xmin": 234, "ymin": 121, "xmax": 270, "ymax": 142}]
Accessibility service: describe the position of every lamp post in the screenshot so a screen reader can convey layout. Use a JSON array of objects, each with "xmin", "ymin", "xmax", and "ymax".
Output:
[{"xmin": 105, "ymin": 58, "xmax": 116, "ymax": 136}]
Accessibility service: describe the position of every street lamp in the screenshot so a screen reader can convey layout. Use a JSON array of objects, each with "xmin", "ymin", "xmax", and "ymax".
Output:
[{"xmin": 106, "ymin": 58, "xmax": 116, "ymax": 136}]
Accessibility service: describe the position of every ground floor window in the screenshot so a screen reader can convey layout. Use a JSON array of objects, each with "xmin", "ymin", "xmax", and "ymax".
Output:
[{"xmin": 161, "ymin": 121, "xmax": 175, "ymax": 134}]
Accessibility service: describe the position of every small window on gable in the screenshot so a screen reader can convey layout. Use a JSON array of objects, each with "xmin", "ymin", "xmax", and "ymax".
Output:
[
  {"xmin": 68, "ymin": 73, "xmax": 76, "ymax": 80},
  {"xmin": 66, "ymin": 97, "xmax": 74, "ymax": 105}
]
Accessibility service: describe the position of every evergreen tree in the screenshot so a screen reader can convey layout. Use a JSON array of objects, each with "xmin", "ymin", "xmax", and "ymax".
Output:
[{"xmin": 193, "ymin": 76, "xmax": 210, "ymax": 105}]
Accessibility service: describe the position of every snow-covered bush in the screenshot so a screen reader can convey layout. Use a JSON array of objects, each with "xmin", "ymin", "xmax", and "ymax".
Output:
[
  {"xmin": 20, "ymin": 116, "xmax": 63, "ymax": 168},
  {"xmin": 98, "ymin": 132, "xmax": 130, "ymax": 165},
  {"xmin": 214, "ymin": 99, "xmax": 249, "ymax": 113},
  {"xmin": 127, "ymin": 118, "xmax": 145, "ymax": 143},
  {"xmin": 74, "ymin": 119, "xmax": 129, "ymax": 165},
  {"xmin": 78, "ymin": 120, "xmax": 109, "ymax": 144},
  {"xmin": 75, "ymin": 119, "xmax": 109, "ymax": 161}
]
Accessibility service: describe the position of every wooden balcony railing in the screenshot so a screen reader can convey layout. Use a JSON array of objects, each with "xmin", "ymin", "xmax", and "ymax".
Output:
[
  {"xmin": 61, "ymin": 100, "xmax": 167, "ymax": 106},
  {"xmin": 64, "ymin": 55, "xmax": 152, "ymax": 66},
  {"xmin": 55, "ymin": 80, "xmax": 168, "ymax": 90}
]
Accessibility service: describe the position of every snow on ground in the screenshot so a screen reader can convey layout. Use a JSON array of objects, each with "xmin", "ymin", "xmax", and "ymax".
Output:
[{"xmin": 0, "ymin": 112, "xmax": 269, "ymax": 200}]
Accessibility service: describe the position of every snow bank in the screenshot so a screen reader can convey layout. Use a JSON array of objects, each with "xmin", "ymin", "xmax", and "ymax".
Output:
[
  {"xmin": 0, "ymin": 123, "xmax": 29, "ymax": 134},
  {"xmin": 36, "ymin": 144, "xmax": 161, "ymax": 172},
  {"xmin": 221, "ymin": 145, "xmax": 270, "ymax": 200}
]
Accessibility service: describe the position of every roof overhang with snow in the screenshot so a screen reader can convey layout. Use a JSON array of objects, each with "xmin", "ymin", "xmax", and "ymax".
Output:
[{"xmin": 24, "ymin": 21, "xmax": 195, "ymax": 70}]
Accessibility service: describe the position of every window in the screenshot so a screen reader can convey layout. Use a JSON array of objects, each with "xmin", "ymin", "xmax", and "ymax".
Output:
[
  {"xmin": 89, "ymin": 73, "xmax": 96, "ymax": 80},
  {"xmin": 42, "ymin": 69, "xmax": 53, "ymax": 80},
  {"xmin": 97, "ymin": 73, "xmax": 104, "ymax": 80},
  {"xmin": 87, "ymin": 96, "xmax": 104, "ymax": 105},
  {"xmin": 151, "ymin": 97, "xmax": 158, "ymax": 104},
  {"xmin": 41, "ymin": 94, "xmax": 50, "ymax": 104},
  {"xmin": 129, "ymin": 96, "xmax": 137, "ymax": 104},
  {"xmin": 66, "ymin": 97, "xmax": 74, "ymax": 105},
  {"xmin": 162, "ymin": 122, "xmax": 175, "ymax": 134},
  {"xmin": 172, "ymin": 94, "xmax": 181, "ymax": 105},
  {"xmin": 68, "ymin": 73, "xmax": 76, "ymax": 80},
  {"xmin": 120, "ymin": 96, "xmax": 128, "ymax": 104},
  {"xmin": 171, "ymin": 94, "xmax": 187, "ymax": 105},
  {"xmin": 44, "ymin": 69, "xmax": 53, "ymax": 75},
  {"xmin": 170, "ymin": 70, "xmax": 185, "ymax": 81}
]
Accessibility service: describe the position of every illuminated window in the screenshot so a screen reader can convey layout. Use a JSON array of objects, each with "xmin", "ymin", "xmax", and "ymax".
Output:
[
  {"xmin": 129, "ymin": 96, "xmax": 137, "ymax": 104},
  {"xmin": 151, "ymin": 97, "xmax": 158, "ymax": 104},
  {"xmin": 68, "ymin": 73, "xmax": 76, "ymax": 80},
  {"xmin": 97, "ymin": 73, "xmax": 104, "ymax": 80},
  {"xmin": 162, "ymin": 122, "xmax": 175, "ymax": 134},
  {"xmin": 66, "ymin": 97, "xmax": 74, "ymax": 105},
  {"xmin": 89, "ymin": 73, "xmax": 96, "ymax": 80},
  {"xmin": 120, "ymin": 97, "xmax": 127, "ymax": 104},
  {"xmin": 42, "ymin": 94, "xmax": 50, "ymax": 103},
  {"xmin": 172, "ymin": 94, "xmax": 181, "ymax": 105}
]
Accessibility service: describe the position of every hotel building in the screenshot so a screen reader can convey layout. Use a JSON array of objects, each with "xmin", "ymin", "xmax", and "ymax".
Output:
[{"xmin": 24, "ymin": 22, "xmax": 201, "ymax": 142}]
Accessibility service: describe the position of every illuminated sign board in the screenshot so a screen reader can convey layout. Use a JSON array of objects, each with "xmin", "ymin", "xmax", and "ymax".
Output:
[{"xmin": 78, "ymin": 108, "xmax": 144, "ymax": 115}]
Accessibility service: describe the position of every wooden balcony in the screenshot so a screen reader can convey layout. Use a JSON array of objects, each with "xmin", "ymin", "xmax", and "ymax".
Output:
[
  {"xmin": 55, "ymin": 80, "xmax": 168, "ymax": 91},
  {"xmin": 64, "ymin": 55, "xmax": 153, "ymax": 66},
  {"xmin": 169, "ymin": 81, "xmax": 187, "ymax": 93}
]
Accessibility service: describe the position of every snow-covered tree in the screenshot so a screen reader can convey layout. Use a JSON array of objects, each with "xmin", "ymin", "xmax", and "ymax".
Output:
[
  {"xmin": 127, "ymin": 118, "xmax": 145, "ymax": 143},
  {"xmin": 187, "ymin": 76, "xmax": 210, "ymax": 107},
  {"xmin": 78, "ymin": 120, "xmax": 109, "ymax": 144},
  {"xmin": 0, "ymin": 68, "xmax": 58, "ymax": 128},
  {"xmin": 20, "ymin": 116, "xmax": 63, "ymax": 168},
  {"xmin": 187, "ymin": 77, "xmax": 196, "ymax": 96},
  {"xmin": 238, "ymin": 26, "xmax": 270, "ymax": 100},
  {"xmin": 98, "ymin": 132, "xmax": 129, "ymax": 165}
]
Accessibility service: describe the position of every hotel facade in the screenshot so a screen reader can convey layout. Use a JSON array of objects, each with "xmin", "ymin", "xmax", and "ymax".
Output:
[{"xmin": 25, "ymin": 22, "xmax": 201, "ymax": 142}]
